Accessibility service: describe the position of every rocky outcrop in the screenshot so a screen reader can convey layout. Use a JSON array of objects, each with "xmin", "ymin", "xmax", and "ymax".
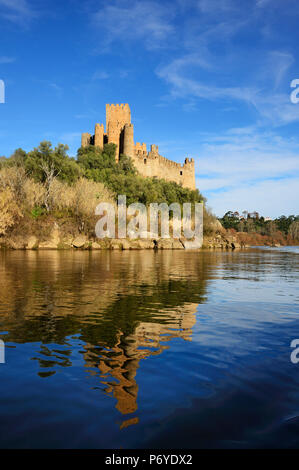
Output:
[
  {"xmin": 0, "ymin": 223, "xmax": 249, "ymax": 251},
  {"xmin": 39, "ymin": 225, "xmax": 61, "ymax": 250},
  {"xmin": 110, "ymin": 239, "xmax": 124, "ymax": 250},
  {"xmin": 91, "ymin": 242, "xmax": 102, "ymax": 250},
  {"xmin": 202, "ymin": 233, "xmax": 245, "ymax": 250},
  {"xmin": 156, "ymin": 238, "xmax": 184, "ymax": 250}
]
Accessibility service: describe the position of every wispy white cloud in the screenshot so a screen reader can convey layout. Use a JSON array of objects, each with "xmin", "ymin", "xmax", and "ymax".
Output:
[
  {"xmin": 92, "ymin": 0, "xmax": 175, "ymax": 50},
  {"xmin": 261, "ymin": 51, "xmax": 294, "ymax": 89},
  {"xmin": 250, "ymin": 91, "xmax": 299, "ymax": 126},
  {"xmin": 204, "ymin": 177, "xmax": 299, "ymax": 218},
  {"xmin": 0, "ymin": 55, "xmax": 15, "ymax": 64},
  {"xmin": 60, "ymin": 132, "xmax": 81, "ymax": 142},
  {"xmin": 154, "ymin": 125, "xmax": 299, "ymax": 217},
  {"xmin": 0, "ymin": 0, "xmax": 36, "ymax": 25},
  {"xmin": 155, "ymin": 0, "xmax": 299, "ymax": 126},
  {"xmin": 157, "ymin": 55, "xmax": 258, "ymax": 104},
  {"xmin": 33, "ymin": 79, "xmax": 63, "ymax": 97},
  {"xmin": 92, "ymin": 71, "xmax": 110, "ymax": 80},
  {"xmin": 74, "ymin": 114, "xmax": 89, "ymax": 120},
  {"xmin": 49, "ymin": 83, "xmax": 62, "ymax": 95},
  {"xmin": 198, "ymin": 0, "xmax": 237, "ymax": 14},
  {"xmin": 256, "ymin": 0, "xmax": 273, "ymax": 7},
  {"xmin": 195, "ymin": 127, "xmax": 299, "ymax": 216}
]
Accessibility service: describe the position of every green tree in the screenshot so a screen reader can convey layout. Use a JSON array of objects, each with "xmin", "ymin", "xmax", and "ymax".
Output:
[
  {"xmin": 220, "ymin": 211, "xmax": 239, "ymax": 230},
  {"xmin": 0, "ymin": 148, "xmax": 27, "ymax": 169},
  {"xmin": 288, "ymin": 221, "xmax": 299, "ymax": 240},
  {"xmin": 274, "ymin": 215, "xmax": 299, "ymax": 235},
  {"xmin": 26, "ymin": 141, "xmax": 81, "ymax": 184}
]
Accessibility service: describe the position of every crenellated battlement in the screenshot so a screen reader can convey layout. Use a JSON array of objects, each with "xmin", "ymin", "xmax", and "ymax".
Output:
[
  {"xmin": 106, "ymin": 103, "xmax": 130, "ymax": 110},
  {"xmin": 81, "ymin": 104, "xmax": 196, "ymax": 190}
]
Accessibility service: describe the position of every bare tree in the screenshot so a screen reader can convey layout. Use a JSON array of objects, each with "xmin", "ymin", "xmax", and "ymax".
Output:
[{"xmin": 40, "ymin": 160, "xmax": 60, "ymax": 212}]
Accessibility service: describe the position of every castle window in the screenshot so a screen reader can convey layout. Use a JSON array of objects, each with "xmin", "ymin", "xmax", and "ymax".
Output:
[
  {"xmin": 180, "ymin": 171, "xmax": 183, "ymax": 176},
  {"xmin": 144, "ymin": 159, "xmax": 147, "ymax": 164}
]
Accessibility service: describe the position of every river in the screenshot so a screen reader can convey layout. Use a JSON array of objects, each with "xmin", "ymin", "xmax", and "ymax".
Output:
[{"xmin": 0, "ymin": 248, "xmax": 298, "ymax": 448}]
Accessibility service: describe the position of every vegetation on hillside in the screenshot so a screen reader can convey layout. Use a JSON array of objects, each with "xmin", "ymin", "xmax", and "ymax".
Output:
[
  {"xmin": 77, "ymin": 144, "xmax": 203, "ymax": 205},
  {"xmin": 0, "ymin": 141, "xmax": 211, "ymax": 239}
]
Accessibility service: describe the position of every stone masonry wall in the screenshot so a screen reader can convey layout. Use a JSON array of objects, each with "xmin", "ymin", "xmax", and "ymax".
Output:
[{"xmin": 131, "ymin": 145, "xmax": 196, "ymax": 190}]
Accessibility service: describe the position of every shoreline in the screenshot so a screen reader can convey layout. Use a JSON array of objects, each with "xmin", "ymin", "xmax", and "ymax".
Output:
[
  {"xmin": 1, "ymin": 227, "xmax": 295, "ymax": 252},
  {"xmin": 0, "ymin": 235, "xmax": 265, "ymax": 251}
]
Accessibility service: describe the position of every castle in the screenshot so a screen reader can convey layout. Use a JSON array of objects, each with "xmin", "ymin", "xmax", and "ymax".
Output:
[{"xmin": 81, "ymin": 103, "xmax": 196, "ymax": 191}]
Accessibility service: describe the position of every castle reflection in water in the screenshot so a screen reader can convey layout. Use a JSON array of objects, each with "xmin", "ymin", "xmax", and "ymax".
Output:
[{"xmin": 0, "ymin": 250, "xmax": 228, "ymax": 428}]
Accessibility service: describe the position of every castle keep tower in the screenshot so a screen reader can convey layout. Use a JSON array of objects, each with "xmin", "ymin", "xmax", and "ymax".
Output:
[
  {"xmin": 106, "ymin": 103, "xmax": 131, "ymax": 161},
  {"xmin": 81, "ymin": 103, "xmax": 196, "ymax": 190}
]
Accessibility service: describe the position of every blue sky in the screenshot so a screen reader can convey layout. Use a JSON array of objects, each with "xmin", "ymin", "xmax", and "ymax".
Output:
[{"xmin": 0, "ymin": 0, "xmax": 299, "ymax": 217}]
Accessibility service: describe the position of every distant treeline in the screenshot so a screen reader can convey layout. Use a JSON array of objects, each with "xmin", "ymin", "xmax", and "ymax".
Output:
[{"xmin": 220, "ymin": 211, "xmax": 299, "ymax": 240}]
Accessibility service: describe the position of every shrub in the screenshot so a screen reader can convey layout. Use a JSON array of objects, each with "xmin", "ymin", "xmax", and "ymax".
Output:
[
  {"xmin": 0, "ymin": 189, "xmax": 23, "ymax": 235},
  {"xmin": 30, "ymin": 206, "xmax": 46, "ymax": 219},
  {"xmin": 70, "ymin": 178, "xmax": 115, "ymax": 231},
  {"xmin": 203, "ymin": 207, "xmax": 223, "ymax": 235},
  {"xmin": 23, "ymin": 179, "xmax": 46, "ymax": 210},
  {"xmin": 0, "ymin": 166, "xmax": 27, "ymax": 200}
]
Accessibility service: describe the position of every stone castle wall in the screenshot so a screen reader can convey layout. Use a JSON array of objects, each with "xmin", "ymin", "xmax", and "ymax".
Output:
[
  {"xmin": 131, "ymin": 145, "xmax": 195, "ymax": 190},
  {"xmin": 81, "ymin": 103, "xmax": 196, "ymax": 190}
]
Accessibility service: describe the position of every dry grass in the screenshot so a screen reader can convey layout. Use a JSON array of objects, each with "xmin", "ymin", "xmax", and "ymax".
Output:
[
  {"xmin": 235, "ymin": 230, "xmax": 296, "ymax": 246},
  {"xmin": 0, "ymin": 188, "xmax": 23, "ymax": 235},
  {"xmin": 0, "ymin": 167, "xmax": 116, "ymax": 235}
]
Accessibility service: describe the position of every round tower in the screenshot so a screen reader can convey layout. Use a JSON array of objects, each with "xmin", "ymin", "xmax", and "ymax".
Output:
[
  {"xmin": 123, "ymin": 123, "xmax": 134, "ymax": 158},
  {"xmin": 94, "ymin": 123, "xmax": 104, "ymax": 149}
]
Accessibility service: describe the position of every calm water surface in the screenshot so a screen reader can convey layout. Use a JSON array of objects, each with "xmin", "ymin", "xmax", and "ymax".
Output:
[{"xmin": 0, "ymin": 248, "xmax": 298, "ymax": 448}]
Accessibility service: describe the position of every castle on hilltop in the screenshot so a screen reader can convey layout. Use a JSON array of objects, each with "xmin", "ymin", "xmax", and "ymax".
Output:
[{"xmin": 81, "ymin": 104, "xmax": 196, "ymax": 190}]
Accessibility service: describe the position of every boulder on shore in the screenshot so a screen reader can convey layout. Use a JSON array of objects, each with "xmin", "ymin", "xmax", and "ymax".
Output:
[
  {"xmin": 26, "ymin": 236, "xmax": 38, "ymax": 250},
  {"xmin": 72, "ymin": 235, "xmax": 87, "ymax": 249}
]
